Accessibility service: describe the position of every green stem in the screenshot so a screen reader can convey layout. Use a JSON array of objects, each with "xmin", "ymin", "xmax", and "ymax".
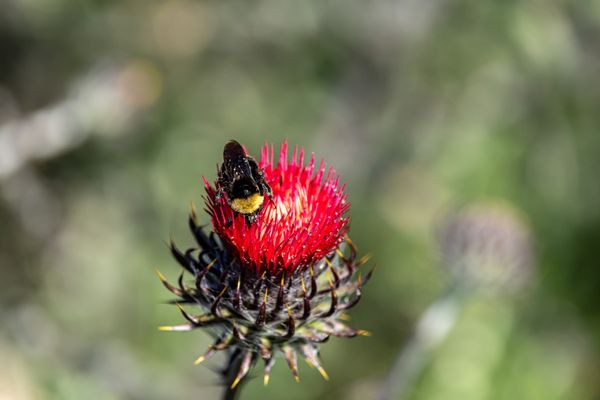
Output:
[{"xmin": 378, "ymin": 286, "xmax": 466, "ymax": 400}]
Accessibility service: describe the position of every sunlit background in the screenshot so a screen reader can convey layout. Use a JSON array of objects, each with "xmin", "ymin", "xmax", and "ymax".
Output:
[{"xmin": 1, "ymin": 1, "xmax": 599, "ymax": 399}]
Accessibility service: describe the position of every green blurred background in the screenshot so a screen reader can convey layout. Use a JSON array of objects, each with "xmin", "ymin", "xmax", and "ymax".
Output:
[{"xmin": 1, "ymin": 1, "xmax": 599, "ymax": 399}]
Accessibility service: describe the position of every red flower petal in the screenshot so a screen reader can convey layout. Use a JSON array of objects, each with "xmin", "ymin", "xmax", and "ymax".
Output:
[{"xmin": 204, "ymin": 141, "xmax": 349, "ymax": 273}]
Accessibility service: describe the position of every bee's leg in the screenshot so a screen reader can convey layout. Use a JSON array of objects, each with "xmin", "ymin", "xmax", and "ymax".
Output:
[
  {"xmin": 215, "ymin": 186, "xmax": 224, "ymax": 202},
  {"xmin": 245, "ymin": 213, "xmax": 257, "ymax": 225},
  {"xmin": 261, "ymin": 182, "xmax": 273, "ymax": 200},
  {"xmin": 215, "ymin": 165, "xmax": 229, "ymax": 202}
]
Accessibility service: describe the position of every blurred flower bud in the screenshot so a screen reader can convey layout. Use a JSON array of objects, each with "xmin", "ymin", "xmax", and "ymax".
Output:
[{"xmin": 438, "ymin": 203, "xmax": 534, "ymax": 294}]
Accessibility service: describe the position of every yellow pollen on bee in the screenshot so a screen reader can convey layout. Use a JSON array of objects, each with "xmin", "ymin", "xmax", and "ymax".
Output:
[{"xmin": 230, "ymin": 193, "xmax": 264, "ymax": 214}]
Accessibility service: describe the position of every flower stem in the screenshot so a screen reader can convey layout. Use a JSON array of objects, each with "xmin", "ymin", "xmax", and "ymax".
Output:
[
  {"xmin": 222, "ymin": 350, "xmax": 245, "ymax": 400},
  {"xmin": 378, "ymin": 286, "xmax": 465, "ymax": 400}
]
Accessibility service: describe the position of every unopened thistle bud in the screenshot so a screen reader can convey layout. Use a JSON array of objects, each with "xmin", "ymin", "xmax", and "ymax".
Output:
[
  {"xmin": 438, "ymin": 203, "xmax": 534, "ymax": 294},
  {"xmin": 158, "ymin": 141, "xmax": 372, "ymax": 393}
]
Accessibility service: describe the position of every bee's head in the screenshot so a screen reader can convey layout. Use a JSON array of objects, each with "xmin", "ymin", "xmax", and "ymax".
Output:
[{"xmin": 232, "ymin": 178, "xmax": 259, "ymax": 199}]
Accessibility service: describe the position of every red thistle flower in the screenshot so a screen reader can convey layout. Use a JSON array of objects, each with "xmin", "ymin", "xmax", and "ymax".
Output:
[
  {"xmin": 158, "ymin": 140, "xmax": 372, "ymax": 398},
  {"xmin": 204, "ymin": 142, "xmax": 350, "ymax": 274}
]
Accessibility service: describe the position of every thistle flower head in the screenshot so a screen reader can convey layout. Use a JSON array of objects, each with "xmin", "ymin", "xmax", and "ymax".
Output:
[
  {"xmin": 205, "ymin": 142, "xmax": 349, "ymax": 274},
  {"xmin": 159, "ymin": 140, "xmax": 372, "ymax": 389}
]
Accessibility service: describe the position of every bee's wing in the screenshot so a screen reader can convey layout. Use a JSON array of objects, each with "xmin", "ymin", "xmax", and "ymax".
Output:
[{"xmin": 249, "ymin": 157, "xmax": 272, "ymax": 197}]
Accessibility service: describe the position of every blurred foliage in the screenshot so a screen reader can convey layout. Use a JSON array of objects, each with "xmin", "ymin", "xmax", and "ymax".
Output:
[{"xmin": 1, "ymin": 0, "xmax": 599, "ymax": 399}]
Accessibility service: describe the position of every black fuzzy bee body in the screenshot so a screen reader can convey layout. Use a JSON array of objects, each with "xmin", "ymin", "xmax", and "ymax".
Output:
[{"xmin": 215, "ymin": 140, "xmax": 273, "ymax": 223}]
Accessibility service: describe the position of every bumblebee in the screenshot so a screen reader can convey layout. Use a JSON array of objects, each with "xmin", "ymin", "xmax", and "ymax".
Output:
[{"xmin": 215, "ymin": 140, "xmax": 273, "ymax": 223}]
